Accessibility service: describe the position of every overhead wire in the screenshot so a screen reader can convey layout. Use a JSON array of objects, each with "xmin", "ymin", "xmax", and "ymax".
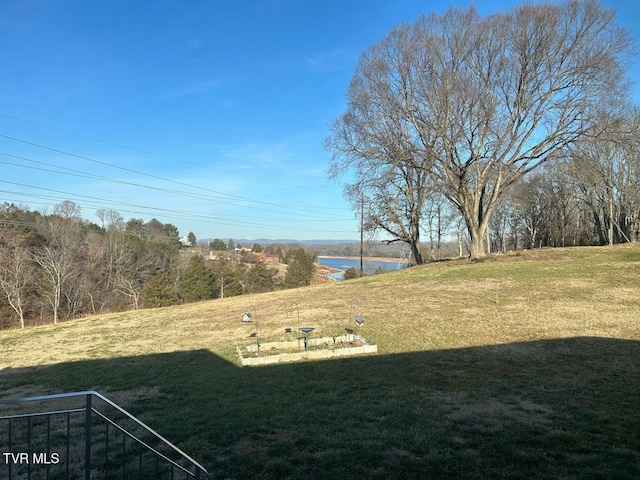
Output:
[
  {"xmin": 0, "ymin": 37, "xmax": 355, "ymax": 237},
  {"xmin": 0, "ymin": 133, "xmax": 347, "ymax": 219},
  {"xmin": 0, "ymin": 181, "xmax": 355, "ymax": 234},
  {"xmin": 0, "ymin": 152, "xmax": 351, "ymax": 221},
  {"xmin": 0, "ymin": 42, "xmax": 343, "ymax": 200},
  {"xmin": 0, "ymin": 112, "xmax": 341, "ymax": 197}
]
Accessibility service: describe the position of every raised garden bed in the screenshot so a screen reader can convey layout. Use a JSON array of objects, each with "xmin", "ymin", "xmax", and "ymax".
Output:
[{"xmin": 237, "ymin": 333, "xmax": 377, "ymax": 366}]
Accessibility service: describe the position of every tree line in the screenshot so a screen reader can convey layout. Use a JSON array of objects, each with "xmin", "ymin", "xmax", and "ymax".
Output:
[
  {"xmin": 327, "ymin": 0, "xmax": 639, "ymax": 262},
  {"xmin": 0, "ymin": 201, "xmax": 317, "ymax": 329},
  {"xmin": 411, "ymin": 139, "xmax": 640, "ymax": 261}
]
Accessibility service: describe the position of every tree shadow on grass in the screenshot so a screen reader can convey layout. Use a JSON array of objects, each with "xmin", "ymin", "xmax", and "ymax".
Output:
[{"xmin": 1, "ymin": 337, "xmax": 639, "ymax": 479}]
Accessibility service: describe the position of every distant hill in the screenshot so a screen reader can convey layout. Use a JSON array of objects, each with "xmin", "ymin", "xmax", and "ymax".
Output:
[
  {"xmin": 197, "ymin": 238, "xmax": 409, "ymax": 258},
  {"xmin": 198, "ymin": 238, "xmax": 358, "ymax": 245}
]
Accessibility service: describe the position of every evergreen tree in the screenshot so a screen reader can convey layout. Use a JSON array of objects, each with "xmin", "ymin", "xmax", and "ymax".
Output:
[
  {"xmin": 210, "ymin": 257, "xmax": 243, "ymax": 298},
  {"xmin": 142, "ymin": 272, "xmax": 177, "ymax": 308},
  {"xmin": 178, "ymin": 255, "xmax": 215, "ymax": 302},
  {"xmin": 246, "ymin": 262, "xmax": 278, "ymax": 293},
  {"xmin": 187, "ymin": 232, "xmax": 197, "ymax": 246},
  {"xmin": 209, "ymin": 238, "xmax": 226, "ymax": 250},
  {"xmin": 284, "ymin": 248, "xmax": 315, "ymax": 288}
]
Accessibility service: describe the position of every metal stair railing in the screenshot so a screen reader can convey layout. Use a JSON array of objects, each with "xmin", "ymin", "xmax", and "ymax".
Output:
[{"xmin": 0, "ymin": 390, "xmax": 209, "ymax": 479}]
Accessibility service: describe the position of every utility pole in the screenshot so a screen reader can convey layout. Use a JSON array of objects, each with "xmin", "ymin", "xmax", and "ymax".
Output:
[
  {"xmin": 360, "ymin": 196, "xmax": 364, "ymax": 277},
  {"xmin": 609, "ymin": 187, "xmax": 614, "ymax": 246}
]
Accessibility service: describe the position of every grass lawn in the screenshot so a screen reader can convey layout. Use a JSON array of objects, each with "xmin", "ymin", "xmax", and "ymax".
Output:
[{"xmin": 1, "ymin": 245, "xmax": 639, "ymax": 479}]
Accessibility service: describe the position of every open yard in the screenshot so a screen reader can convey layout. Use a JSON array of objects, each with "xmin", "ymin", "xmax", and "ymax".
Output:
[{"xmin": 1, "ymin": 245, "xmax": 639, "ymax": 479}]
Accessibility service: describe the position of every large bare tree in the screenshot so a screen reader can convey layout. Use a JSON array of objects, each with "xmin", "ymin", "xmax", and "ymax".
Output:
[
  {"xmin": 31, "ymin": 216, "xmax": 80, "ymax": 324},
  {"xmin": 327, "ymin": 0, "xmax": 634, "ymax": 259},
  {"xmin": 31, "ymin": 203, "xmax": 85, "ymax": 324},
  {"xmin": 0, "ymin": 244, "xmax": 32, "ymax": 329}
]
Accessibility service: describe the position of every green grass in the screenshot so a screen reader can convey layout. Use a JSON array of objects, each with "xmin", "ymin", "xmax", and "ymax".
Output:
[{"xmin": 1, "ymin": 245, "xmax": 639, "ymax": 479}]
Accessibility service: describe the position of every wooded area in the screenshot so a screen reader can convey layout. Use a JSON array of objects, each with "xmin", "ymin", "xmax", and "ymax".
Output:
[{"xmin": 0, "ymin": 202, "xmax": 318, "ymax": 329}]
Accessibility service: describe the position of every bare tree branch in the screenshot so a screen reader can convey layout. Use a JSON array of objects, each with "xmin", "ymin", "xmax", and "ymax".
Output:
[{"xmin": 327, "ymin": 0, "xmax": 634, "ymax": 259}]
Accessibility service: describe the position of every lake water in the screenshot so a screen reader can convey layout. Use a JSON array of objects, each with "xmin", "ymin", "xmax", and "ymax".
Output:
[{"xmin": 317, "ymin": 256, "xmax": 408, "ymax": 280}]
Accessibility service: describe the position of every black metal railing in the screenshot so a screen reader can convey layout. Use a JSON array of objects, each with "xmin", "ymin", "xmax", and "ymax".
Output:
[{"xmin": 0, "ymin": 390, "xmax": 209, "ymax": 479}]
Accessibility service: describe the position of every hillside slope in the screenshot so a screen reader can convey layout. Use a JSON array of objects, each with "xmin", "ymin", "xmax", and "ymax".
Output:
[
  {"xmin": 2, "ymin": 244, "xmax": 638, "ymax": 368},
  {"xmin": 1, "ymin": 245, "xmax": 639, "ymax": 479}
]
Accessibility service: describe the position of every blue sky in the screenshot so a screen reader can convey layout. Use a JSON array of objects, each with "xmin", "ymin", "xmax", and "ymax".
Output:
[{"xmin": 1, "ymin": 1, "xmax": 639, "ymax": 241}]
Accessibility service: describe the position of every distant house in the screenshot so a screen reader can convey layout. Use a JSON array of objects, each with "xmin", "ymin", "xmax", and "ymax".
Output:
[{"xmin": 179, "ymin": 236, "xmax": 192, "ymax": 247}]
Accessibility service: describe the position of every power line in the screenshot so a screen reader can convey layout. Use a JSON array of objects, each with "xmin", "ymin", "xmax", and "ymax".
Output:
[
  {"xmin": 0, "ymin": 182, "xmax": 355, "ymax": 234},
  {"xmin": 0, "ymin": 133, "xmax": 350, "ymax": 218},
  {"xmin": 0, "ymin": 112, "xmax": 343, "ymax": 197},
  {"xmin": 0, "ymin": 153, "xmax": 351, "ymax": 221}
]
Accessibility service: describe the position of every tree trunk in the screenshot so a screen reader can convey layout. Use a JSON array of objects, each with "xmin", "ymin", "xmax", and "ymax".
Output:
[
  {"xmin": 608, "ymin": 191, "xmax": 614, "ymax": 246},
  {"xmin": 592, "ymin": 209, "xmax": 607, "ymax": 245},
  {"xmin": 464, "ymin": 196, "xmax": 489, "ymax": 260},
  {"xmin": 409, "ymin": 213, "xmax": 424, "ymax": 265},
  {"xmin": 469, "ymin": 228, "xmax": 487, "ymax": 260},
  {"xmin": 53, "ymin": 278, "xmax": 61, "ymax": 324},
  {"xmin": 410, "ymin": 240, "xmax": 423, "ymax": 266}
]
